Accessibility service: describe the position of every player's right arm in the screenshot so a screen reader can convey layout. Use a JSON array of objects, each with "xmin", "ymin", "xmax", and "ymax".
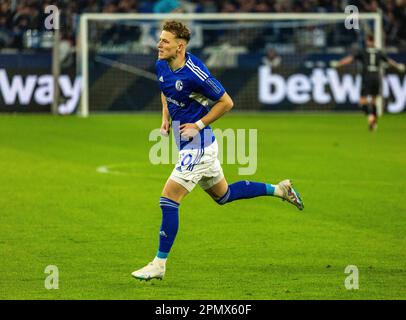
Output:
[
  {"xmin": 161, "ymin": 92, "xmax": 170, "ymax": 136},
  {"xmin": 330, "ymin": 55, "xmax": 354, "ymax": 68}
]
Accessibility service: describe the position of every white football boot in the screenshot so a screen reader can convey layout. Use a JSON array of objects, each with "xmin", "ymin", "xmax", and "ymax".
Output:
[
  {"xmin": 278, "ymin": 179, "xmax": 304, "ymax": 211},
  {"xmin": 131, "ymin": 261, "xmax": 165, "ymax": 281}
]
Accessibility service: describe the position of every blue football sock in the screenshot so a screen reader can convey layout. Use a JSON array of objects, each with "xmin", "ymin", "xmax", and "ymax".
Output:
[
  {"xmin": 216, "ymin": 180, "xmax": 276, "ymax": 205},
  {"xmin": 156, "ymin": 197, "xmax": 179, "ymax": 259}
]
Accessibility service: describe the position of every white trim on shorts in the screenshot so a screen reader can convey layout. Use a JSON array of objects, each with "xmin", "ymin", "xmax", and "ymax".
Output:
[
  {"xmin": 198, "ymin": 172, "xmax": 224, "ymax": 190},
  {"xmin": 170, "ymin": 171, "xmax": 224, "ymax": 192}
]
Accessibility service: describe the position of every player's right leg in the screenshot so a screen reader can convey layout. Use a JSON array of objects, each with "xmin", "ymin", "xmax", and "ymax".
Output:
[{"xmin": 131, "ymin": 178, "xmax": 189, "ymax": 281}]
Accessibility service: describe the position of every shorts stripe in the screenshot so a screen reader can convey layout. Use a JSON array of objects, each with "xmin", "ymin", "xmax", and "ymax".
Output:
[{"xmin": 187, "ymin": 148, "xmax": 204, "ymax": 171}]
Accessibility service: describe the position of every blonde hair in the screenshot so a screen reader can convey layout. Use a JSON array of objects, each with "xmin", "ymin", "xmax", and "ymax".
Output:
[{"xmin": 163, "ymin": 20, "xmax": 191, "ymax": 43}]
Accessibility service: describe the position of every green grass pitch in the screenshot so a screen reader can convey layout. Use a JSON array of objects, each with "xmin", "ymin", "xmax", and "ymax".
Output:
[{"xmin": 0, "ymin": 112, "xmax": 405, "ymax": 300}]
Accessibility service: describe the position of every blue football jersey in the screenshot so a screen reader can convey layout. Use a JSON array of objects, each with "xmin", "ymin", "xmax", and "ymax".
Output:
[{"xmin": 156, "ymin": 52, "xmax": 225, "ymax": 150}]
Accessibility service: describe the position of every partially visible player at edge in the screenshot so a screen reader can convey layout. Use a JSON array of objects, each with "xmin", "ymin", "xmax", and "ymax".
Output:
[
  {"xmin": 331, "ymin": 35, "xmax": 405, "ymax": 131},
  {"xmin": 132, "ymin": 21, "xmax": 304, "ymax": 281}
]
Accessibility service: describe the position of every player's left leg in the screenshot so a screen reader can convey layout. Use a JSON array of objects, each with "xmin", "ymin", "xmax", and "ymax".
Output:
[
  {"xmin": 202, "ymin": 177, "xmax": 304, "ymax": 210},
  {"xmin": 368, "ymin": 96, "xmax": 378, "ymax": 131},
  {"xmin": 359, "ymin": 96, "xmax": 370, "ymax": 116},
  {"xmin": 362, "ymin": 74, "xmax": 380, "ymax": 131},
  {"xmin": 359, "ymin": 95, "xmax": 377, "ymax": 131}
]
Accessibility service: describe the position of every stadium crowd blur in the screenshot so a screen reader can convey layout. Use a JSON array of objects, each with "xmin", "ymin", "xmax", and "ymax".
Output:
[{"xmin": 1, "ymin": 0, "xmax": 406, "ymax": 51}]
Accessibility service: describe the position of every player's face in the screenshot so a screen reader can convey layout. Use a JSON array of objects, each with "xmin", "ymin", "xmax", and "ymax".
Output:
[{"xmin": 157, "ymin": 31, "xmax": 180, "ymax": 61}]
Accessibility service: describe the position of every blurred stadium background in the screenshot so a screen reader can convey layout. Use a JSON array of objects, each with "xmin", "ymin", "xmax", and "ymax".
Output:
[
  {"xmin": 1, "ymin": 1, "xmax": 406, "ymax": 300},
  {"xmin": 0, "ymin": 0, "xmax": 405, "ymax": 114}
]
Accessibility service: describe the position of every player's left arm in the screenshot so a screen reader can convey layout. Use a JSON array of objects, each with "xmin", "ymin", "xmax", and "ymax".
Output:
[
  {"xmin": 197, "ymin": 92, "xmax": 234, "ymax": 126},
  {"xmin": 179, "ymin": 92, "xmax": 233, "ymax": 138},
  {"xmin": 379, "ymin": 51, "xmax": 405, "ymax": 72},
  {"xmin": 386, "ymin": 58, "xmax": 405, "ymax": 72}
]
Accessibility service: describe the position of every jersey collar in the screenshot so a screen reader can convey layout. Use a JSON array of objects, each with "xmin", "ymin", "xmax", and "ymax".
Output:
[{"xmin": 166, "ymin": 52, "xmax": 190, "ymax": 73}]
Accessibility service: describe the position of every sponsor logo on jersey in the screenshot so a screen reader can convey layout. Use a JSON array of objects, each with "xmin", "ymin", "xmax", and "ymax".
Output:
[{"xmin": 166, "ymin": 96, "xmax": 185, "ymax": 107}]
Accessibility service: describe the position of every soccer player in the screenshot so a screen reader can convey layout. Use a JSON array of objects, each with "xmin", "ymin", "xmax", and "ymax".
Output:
[
  {"xmin": 131, "ymin": 21, "xmax": 304, "ymax": 281},
  {"xmin": 330, "ymin": 35, "xmax": 405, "ymax": 131}
]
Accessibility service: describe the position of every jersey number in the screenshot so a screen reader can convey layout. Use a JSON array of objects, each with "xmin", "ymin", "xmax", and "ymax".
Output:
[
  {"xmin": 181, "ymin": 154, "xmax": 193, "ymax": 166},
  {"xmin": 370, "ymin": 53, "xmax": 376, "ymax": 67}
]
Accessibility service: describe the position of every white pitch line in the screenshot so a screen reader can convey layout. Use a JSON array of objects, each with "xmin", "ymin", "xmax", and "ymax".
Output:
[
  {"xmin": 96, "ymin": 165, "xmax": 124, "ymax": 175},
  {"xmin": 96, "ymin": 163, "xmax": 166, "ymax": 179}
]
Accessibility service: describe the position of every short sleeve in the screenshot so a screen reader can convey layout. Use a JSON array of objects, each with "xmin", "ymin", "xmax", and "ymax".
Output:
[
  {"xmin": 186, "ymin": 58, "xmax": 226, "ymax": 102},
  {"xmin": 196, "ymin": 76, "xmax": 225, "ymax": 102}
]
